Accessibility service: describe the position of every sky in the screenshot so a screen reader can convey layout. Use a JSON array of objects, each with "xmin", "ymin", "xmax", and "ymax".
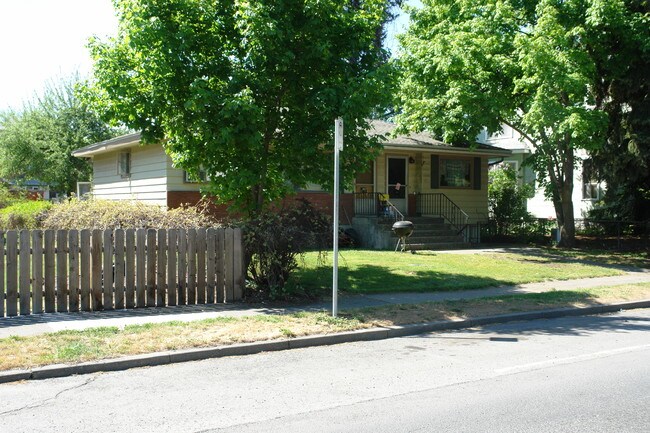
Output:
[
  {"xmin": 0, "ymin": 0, "xmax": 415, "ymax": 111},
  {"xmin": 0, "ymin": 0, "xmax": 118, "ymax": 110}
]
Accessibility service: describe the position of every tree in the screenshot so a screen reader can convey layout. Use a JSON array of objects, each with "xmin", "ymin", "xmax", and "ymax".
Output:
[
  {"xmin": 0, "ymin": 74, "xmax": 120, "ymax": 194},
  {"xmin": 395, "ymin": 0, "xmax": 646, "ymax": 246},
  {"xmin": 84, "ymin": 0, "xmax": 397, "ymax": 214},
  {"xmin": 587, "ymin": 1, "xmax": 650, "ymax": 222}
]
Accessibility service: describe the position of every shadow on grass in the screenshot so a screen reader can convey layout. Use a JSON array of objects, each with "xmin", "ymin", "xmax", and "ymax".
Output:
[
  {"xmin": 498, "ymin": 246, "xmax": 650, "ymax": 271},
  {"xmin": 292, "ymin": 264, "xmax": 510, "ymax": 295}
]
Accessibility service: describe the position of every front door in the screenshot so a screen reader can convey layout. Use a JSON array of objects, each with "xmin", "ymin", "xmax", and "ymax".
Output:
[{"xmin": 387, "ymin": 157, "xmax": 407, "ymax": 214}]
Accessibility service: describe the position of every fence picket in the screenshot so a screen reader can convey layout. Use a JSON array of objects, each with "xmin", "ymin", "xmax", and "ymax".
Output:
[
  {"xmin": 225, "ymin": 228, "xmax": 234, "ymax": 302},
  {"xmin": 187, "ymin": 229, "xmax": 197, "ymax": 305},
  {"xmin": 91, "ymin": 229, "xmax": 103, "ymax": 311},
  {"xmin": 32, "ymin": 231, "xmax": 44, "ymax": 314},
  {"xmin": 125, "ymin": 229, "xmax": 136, "ymax": 309},
  {"xmin": 146, "ymin": 229, "xmax": 156, "ymax": 307},
  {"xmin": 6, "ymin": 231, "xmax": 17, "ymax": 316},
  {"xmin": 114, "ymin": 229, "xmax": 125, "ymax": 310},
  {"xmin": 44, "ymin": 230, "xmax": 55, "ymax": 313},
  {"xmin": 19, "ymin": 231, "xmax": 31, "ymax": 315},
  {"xmin": 0, "ymin": 231, "xmax": 4, "ymax": 317},
  {"xmin": 80, "ymin": 230, "xmax": 91, "ymax": 311},
  {"xmin": 167, "ymin": 229, "xmax": 177, "ymax": 306},
  {"xmin": 215, "ymin": 229, "xmax": 225, "ymax": 303},
  {"xmin": 56, "ymin": 230, "xmax": 68, "ymax": 312},
  {"xmin": 136, "ymin": 229, "xmax": 146, "ymax": 308},
  {"xmin": 157, "ymin": 229, "xmax": 167, "ymax": 307},
  {"xmin": 197, "ymin": 228, "xmax": 206, "ymax": 304},
  {"xmin": 68, "ymin": 230, "xmax": 80, "ymax": 312},
  {"xmin": 206, "ymin": 228, "xmax": 216, "ymax": 304},
  {"xmin": 103, "ymin": 230, "xmax": 114, "ymax": 310},
  {"xmin": 177, "ymin": 229, "xmax": 187, "ymax": 305},
  {"xmin": 233, "ymin": 228, "xmax": 244, "ymax": 301}
]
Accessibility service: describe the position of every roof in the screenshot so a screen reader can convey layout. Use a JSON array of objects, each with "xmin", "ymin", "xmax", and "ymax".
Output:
[
  {"xmin": 370, "ymin": 120, "xmax": 511, "ymax": 156},
  {"xmin": 71, "ymin": 121, "xmax": 511, "ymax": 158},
  {"xmin": 71, "ymin": 132, "xmax": 142, "ymax": 157}
]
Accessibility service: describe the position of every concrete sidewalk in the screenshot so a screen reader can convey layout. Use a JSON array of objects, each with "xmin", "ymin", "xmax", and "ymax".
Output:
[{"xmin": 2, "ymin": 270, "xmax": 649, "ymax": 339}]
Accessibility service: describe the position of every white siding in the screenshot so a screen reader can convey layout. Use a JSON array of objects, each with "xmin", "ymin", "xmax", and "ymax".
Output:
[
  {"xmin": 166, "ymin": 163, "xmax": 203, "ymax": 192},
  {"xmin": 92, "ymin": 144, "xmax": 169, "ymax": 206}
]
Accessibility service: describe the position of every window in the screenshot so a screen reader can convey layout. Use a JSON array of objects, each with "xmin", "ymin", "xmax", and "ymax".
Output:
[
  {"xmin": 440, "ymin": 158, "xmax": 472, "ymax": 188},
  {"xmin": 355, "ymin": 161, "xmax": 374, "ymax": 193},
  {"xmin": 118, "ymin": 152, "xmax": 131, "ymax": 177},
  {"xmin": 582, "ymin": 160, "xmax": 601, "ymax": 200},
  {"xmin": 184, "ymin": 169, "xmax": 208, "ymax": 183},
  {"xmin": 431, "ymin": 155, "xmax": 481, "ymax": 190}
]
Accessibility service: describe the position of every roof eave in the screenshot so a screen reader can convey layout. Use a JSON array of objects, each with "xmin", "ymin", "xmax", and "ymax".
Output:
[{"xmin": 382, "ymin": 143, "xmax": 512, "ymax": 157}]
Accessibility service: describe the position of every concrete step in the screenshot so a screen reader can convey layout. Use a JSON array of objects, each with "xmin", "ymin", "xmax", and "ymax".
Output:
[
  {"xmin": 379, "ymin": 223, "xmax": 453, "ymax": 231},
  {"xmin": 400, "ymin": 242, "xmax": 470, "ymax": 251}
]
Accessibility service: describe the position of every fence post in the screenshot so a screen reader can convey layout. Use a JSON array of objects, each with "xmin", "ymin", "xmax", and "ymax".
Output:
[
  {"xmin": 6, "ymin": 231, "xmax": 17, "ymax": 317},
  {"xmin": 91, "ymin": 229, "xmax": 103, "ymax": 311},
  {"xmin": 32, "ymin": 230, "xmax": 44, "ymax": 314},
  {"xmin": 56, "ymin": 230, "xmax": 68, "ymax": 313},
  {"xmin": 68, "ymin": 230, "xmax": 80, "ymax": 313},
  {"xmin": 80, "ymin": 230, "xmax": 91, "ymax": 311},
  {"xmin": 0, "ymin": 231, "xmax": 4, "ymax": 318}
]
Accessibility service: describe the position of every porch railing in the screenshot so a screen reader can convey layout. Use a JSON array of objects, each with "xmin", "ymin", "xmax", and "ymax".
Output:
[
  {"xmin": 353, "ymin": 192, "xmax": 404, "ymax": 222},
  {"xmin": 415, "ymin": 193, "xmax": 469, "ymax": 234}
]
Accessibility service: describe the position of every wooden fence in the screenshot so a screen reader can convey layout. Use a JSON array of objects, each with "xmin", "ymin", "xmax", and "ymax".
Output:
[{"xmin": 0, "ymin": 228, "xmax": 244, "ymax": 317}]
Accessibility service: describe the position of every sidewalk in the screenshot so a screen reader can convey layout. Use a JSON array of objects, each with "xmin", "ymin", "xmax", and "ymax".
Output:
[{"xmin": 2, "ymin": 270, "xmax": 649, "ymax": 339}]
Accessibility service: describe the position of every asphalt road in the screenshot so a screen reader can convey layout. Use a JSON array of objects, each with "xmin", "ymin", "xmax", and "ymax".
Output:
[{"xmin": 1, "ymin": 310, "xmax": 649, "ymax": 433}]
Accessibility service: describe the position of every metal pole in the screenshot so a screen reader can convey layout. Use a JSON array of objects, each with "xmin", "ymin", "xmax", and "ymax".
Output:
[{"xmin": 332, "ymin": 118, "xmax": 343, "ymax": 317}]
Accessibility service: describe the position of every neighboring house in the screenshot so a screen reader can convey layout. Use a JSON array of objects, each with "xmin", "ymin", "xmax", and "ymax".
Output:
[
  {"xmin": 72, "ymin": 121, "xmax": 510, "ymax": 249},
  {"xmin": 477, "ymin": 125, "xmax": 604, "ymax": 219},
  {"xmin": 4, "ymin": 179, "xmax": 52, "ymax": 200}
]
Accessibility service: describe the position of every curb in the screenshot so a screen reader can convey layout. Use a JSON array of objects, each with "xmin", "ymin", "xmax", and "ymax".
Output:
[{"xmin": 2, "ymin": 299, "xmax": 649, "ymax": 384}]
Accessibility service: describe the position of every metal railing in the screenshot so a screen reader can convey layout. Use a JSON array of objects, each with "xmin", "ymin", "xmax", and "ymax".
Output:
[
  {"xmin": 415, "ymin": 193, "xmax": 469, "ymax": 234},
  {"xmin": 353, "ymin": 192, "xmax": 404, "ymax": 221}
]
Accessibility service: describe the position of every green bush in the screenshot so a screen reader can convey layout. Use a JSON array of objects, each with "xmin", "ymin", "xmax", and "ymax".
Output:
[
  {"xmin": 0, "ymin": 200, "xmax": 52, "ymax": 229},
  {"xmin": 41, "ymin": 198, "xmax": 220, "ymax": 230},
  {"xmin": 243, "ymin": 199, "xmax": 330, "ymax": 301},
  {"xmin": 488, "ymin": 165, "xmax": 534, "ymax": 235}
]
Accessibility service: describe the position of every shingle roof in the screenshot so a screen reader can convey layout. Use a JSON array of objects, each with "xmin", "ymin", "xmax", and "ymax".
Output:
[
  {"xmin": 72, "ymin": 121, "xmax": 510, "ymax": 157},
  {"xmin": 71, "ymin": 132, "xmax": 142, "ymax": 157}
]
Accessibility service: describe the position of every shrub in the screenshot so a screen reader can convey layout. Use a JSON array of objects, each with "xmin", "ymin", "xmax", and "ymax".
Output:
[
  {"xmin": 243, "ymin": 199, "xmax": 330, "ymax": 301},
  {"xmin": 0, "ymin": 200, "xmax": 52, "ymax": 229},
  {"xmin": 488, "ymin": 164, "xmax": 534, "ymax": 235},
  {"xmin": 41, "ymin": 198, "xmax": 220, "ymax": 230}
]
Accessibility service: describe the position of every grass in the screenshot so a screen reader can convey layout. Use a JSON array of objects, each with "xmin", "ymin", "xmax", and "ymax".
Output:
[
  {"xmin": 1, "ymin": 282, "xmax": 649, "ymax": 372},
  {"xmin": 287, "ymin": 249, "xmax": 629, "ymax": 295}
]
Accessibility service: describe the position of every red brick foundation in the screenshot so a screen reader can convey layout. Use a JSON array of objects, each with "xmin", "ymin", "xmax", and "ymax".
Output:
[{"xmin": 166, "ymin": 191, "xmax": 355, "ymax": 223}]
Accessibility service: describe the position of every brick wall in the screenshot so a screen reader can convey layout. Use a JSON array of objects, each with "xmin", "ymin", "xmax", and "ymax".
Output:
[{"xmin": 166, "ymin": 191, "xmax": 354, "ymax": 223}]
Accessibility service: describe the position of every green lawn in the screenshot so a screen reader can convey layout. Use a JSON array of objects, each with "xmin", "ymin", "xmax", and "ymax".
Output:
[{"xmin": 288, "ymin": 249, "xmax": 628, "ymax": 294}]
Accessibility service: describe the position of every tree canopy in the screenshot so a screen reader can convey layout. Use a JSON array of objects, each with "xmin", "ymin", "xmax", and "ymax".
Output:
[
  {"xmin": 396, "ymin": 0, "xmax": 647, "ymax": 246},
  {"xmin": 85, "ymin": 0, "xmax": 397, "ymax": 214},
  {"xmin": 0, "ymin": 74, "xmax": 119, "ymax": 194}
]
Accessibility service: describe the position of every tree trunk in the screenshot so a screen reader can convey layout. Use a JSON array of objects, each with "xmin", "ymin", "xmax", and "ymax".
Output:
[{"xmin": 557, "ymin": 148, "xmax": 575, "ymax": 247}]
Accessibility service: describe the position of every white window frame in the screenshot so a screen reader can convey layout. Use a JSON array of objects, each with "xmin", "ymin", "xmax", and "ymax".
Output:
[{"xmin": 118, "ymin": 151, "xmax": 131, "ymax": 177}]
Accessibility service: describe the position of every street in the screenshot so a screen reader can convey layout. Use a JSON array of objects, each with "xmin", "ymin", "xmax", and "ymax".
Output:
[{"xmin": 1, "ymin": 310, "xmax": 649, "ymax": 433}]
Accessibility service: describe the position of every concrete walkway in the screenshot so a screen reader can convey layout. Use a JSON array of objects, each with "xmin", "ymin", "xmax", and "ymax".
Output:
[{"xmin": 2, "ymin": 267, "xmax": 649, "ymax": 339}]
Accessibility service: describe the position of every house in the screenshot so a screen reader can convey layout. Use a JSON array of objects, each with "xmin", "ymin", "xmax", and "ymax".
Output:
[
  {"xmin": 477, "ymin": 125, "xmax": 604, "ymax": 219},
  {"xmin": 72, "ymin": 121, "xmax": 510, "ymax": 249}
]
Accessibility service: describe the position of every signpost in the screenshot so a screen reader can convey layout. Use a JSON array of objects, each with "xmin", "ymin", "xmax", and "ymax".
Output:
[{"xmin": 332, "ymin": 118, "xmax": 343, "ymax": 317}]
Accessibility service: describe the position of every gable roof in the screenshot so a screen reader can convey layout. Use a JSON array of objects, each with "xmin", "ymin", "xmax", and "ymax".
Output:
[
  {"xmin": 370, "ymin": 120, "xmax": 510, "ymax": 156},
  {"xmin": 72, "ymin": 121, "xmax": 510, "ymax": 158}
]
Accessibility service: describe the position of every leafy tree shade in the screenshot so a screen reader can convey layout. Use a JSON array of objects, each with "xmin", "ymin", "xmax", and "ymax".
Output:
[
  {"xmin": 588, "ymin": 1, "xmax": 650, "ymax": 222},
  {"xmin": 0, "ymin": 75, "xmax": 120, "ymax": 194},
  {"xmin": 85, "ymin": 0, "xmax": 397, "ymax": 214},
  {"xmin": 396, "ymin": 0, "xmax": 646, "ymax": 246}
]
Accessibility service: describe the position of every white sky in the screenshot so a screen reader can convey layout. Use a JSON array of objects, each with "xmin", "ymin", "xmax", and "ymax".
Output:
[
  {"xmin": 0, "ymin": 0, "xmax": 417, "ymax": 111},
  {"xmin": 0, "ymin": 0, "xmax": 118, "ymax": 110}
]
